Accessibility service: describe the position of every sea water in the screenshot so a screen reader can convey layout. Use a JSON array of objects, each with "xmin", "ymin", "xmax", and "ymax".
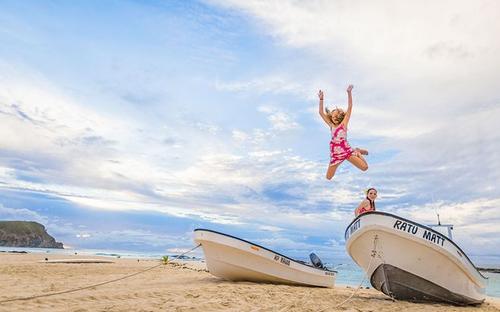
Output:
[
  {"xmin": 1, "ymin": 246, "xmax": 499, "ymax": 298},
  {"xmin": 0, "ymin": 246, "xmax": 167, "ymax": 260}
]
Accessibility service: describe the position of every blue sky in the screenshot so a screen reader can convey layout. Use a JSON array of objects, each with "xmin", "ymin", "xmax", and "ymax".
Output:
[{"xmin": 1, "ymin": 0, "xmax": 499, "ymax": 262}]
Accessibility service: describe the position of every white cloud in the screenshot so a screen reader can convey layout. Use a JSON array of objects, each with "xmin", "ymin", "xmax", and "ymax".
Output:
[
  {"xmin": 231, "ymin": 129, "xmax": 248, "ymax": 142},
  {"xmin": 0, "ymin": 166, "xmax": 15, "ymax": 180},
  {"xmin": 78, "ymin": 229, "xmax": 192, "ymax": 249},
  {"xmin": 257, "ymin": 236, "xmax": 317, "ymax": 251},
  {"xmin": 258, "ymin": 105, "xmax": 300, "ymax": 131},
  {"xmin": 195, "ymin": 122, "xmax": 220, "ymax": 135},
  {"xmin": 258, "ymin": 225, "xmax": 283, "ymax": 232},
  {"xmin": 215, "ymin": 75, "xmax": 306, "ymax": 95},
  {"xmin": 0, "ymin": 204, "xmax": 47, "ymax": 223},
  {"xmin": 76, "ymin": 233, "xmax": 91, "ymax": 238},
  {"xmin": 209, "ymin": 0, "xmax": 500, "ymax": 138},
  {"xmin": 210, "ymin": 1, "xmax": 500, "ymax": 74}
]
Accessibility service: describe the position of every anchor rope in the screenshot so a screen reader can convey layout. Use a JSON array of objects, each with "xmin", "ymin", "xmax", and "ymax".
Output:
[
  {"xmin": 319, "ymin": 235, "xmax": 380, "ymax": 311},
  {"xmin": 0, "ymin": 244, "xmax": 202, "ymax": 304}
]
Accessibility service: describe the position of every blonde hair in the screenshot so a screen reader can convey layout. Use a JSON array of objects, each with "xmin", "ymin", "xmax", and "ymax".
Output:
[{"xmin": 325, "ymin": 107, "xmax": 345, "ymax": 126}]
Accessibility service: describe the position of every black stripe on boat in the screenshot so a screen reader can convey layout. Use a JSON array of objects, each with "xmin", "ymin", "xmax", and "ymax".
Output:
[{"xmin": 371, "ymin": 263, "xmax": 484, "ymax": 305}]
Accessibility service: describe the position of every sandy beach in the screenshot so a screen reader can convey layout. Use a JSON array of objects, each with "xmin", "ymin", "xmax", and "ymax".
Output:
[{"xmin": 0, "ymin": 252, "xmax": 499, "ymax": 312}]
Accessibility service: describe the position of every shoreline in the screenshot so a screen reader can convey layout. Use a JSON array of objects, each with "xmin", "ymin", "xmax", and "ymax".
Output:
[{"xmin": 1, "ymin": 252, "xmax": 500, "ymax": 311}]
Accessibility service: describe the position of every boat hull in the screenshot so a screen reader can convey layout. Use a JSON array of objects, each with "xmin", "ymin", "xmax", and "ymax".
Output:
[
  {"xmin": 371, "ymin": 264, "xmax": 482, "ymax": 304},
  {"xmin": 345, "ymin": 212, "xmax": 487, "ymax": 305},
  {"xmin": 194, "ymin": 229, "xmax": 335, "ymax": 288}
]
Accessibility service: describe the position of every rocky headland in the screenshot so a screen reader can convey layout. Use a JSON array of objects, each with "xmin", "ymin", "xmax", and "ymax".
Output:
[{"xmin": 0, "ymin": 221, "xmax": 63, "ymax": 248}]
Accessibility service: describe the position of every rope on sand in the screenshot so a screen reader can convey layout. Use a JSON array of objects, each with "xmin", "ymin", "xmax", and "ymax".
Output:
[
  {"xmin": 278, "ymin": 236, "xmax": 381, "ymax": 312},
  {"xmin": 0, "ymin": 244, "xmax": 202, "ymax": 304},
  {"xmin": 320, "ymin": 235, "xmax": 382, "ymax": 311}
]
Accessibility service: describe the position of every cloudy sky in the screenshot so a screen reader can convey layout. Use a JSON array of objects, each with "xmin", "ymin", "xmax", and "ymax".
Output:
[{"xmin": 1, "ymin": 0, "xmax": 499, "ymax": 263}]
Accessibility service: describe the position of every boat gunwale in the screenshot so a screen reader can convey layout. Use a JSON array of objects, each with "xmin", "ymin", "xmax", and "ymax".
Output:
[
  {"xmin": 344, "ymin": 211, "xmax": 487, "ymax": 279},
  {"xmin": 194, "ymin": 228, "xmax": 337, "ymax": 273}
]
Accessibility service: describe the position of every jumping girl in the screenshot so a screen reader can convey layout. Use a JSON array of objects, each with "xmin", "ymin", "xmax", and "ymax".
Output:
[
  {"xmin": 355, "ymin": 188, "xmax": 377, "ymax": 217},
  {"xmin": 318, "ymin": 85, "xmax": 368, "ymax": 180}
]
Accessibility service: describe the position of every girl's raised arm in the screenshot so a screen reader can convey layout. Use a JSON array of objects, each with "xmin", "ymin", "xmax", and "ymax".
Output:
[
  {"xmin": 318, "ymin": 90, "xmax": 333, "ymax": 127},
  {"xmin": 341, "ymin": 85, "xmax": 354, "ymax": 128}
]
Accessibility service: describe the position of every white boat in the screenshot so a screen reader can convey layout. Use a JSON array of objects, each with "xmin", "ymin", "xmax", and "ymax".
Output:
[
  {"xmin": 194, "ymin": 229, "xmax": 336, "ymax": 287},
  {"xmin": 345, "ymin": 211, "xmax": 487, "ymax": 305}
]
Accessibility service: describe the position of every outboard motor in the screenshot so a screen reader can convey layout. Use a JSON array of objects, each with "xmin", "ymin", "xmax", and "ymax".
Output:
[{"xmin": 309, "ymin": 252, "xmax": 324, "ymax": 269}]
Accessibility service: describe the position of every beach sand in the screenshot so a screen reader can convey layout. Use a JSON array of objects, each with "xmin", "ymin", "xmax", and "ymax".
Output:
[{"xmin": 0, "ymin": 252, "xmax": 499, "ymax": 312}]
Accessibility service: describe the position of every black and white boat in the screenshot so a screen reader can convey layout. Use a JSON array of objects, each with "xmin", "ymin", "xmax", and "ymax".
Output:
[
  {"xmin": 345, "ymin": 211, "xmax": 487, "ymax": 305},
  {"xmin": 194, "ymin": 229, "xmax": 336, "ymax": 287}
]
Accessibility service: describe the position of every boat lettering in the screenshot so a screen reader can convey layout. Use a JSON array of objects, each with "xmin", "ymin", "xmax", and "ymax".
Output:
[
  {"xmin": 393, "ymin": 220, "xmax": 445, "ymax": 247},
  {"xmin": 346, "ymin": 219, "xmax": 361, "ymax": 240},
  {"xmin": 393, "ymin": 219, "xmax": 418, "ymax": 235},
  {"xmin": 280, "ymin": 256, "xmax": 290, "ymax": 266},
  {"xmin": 324, "ymin": 271, "xmax": 335, "ymax": 276},
  {"xmin": 274, "ymin": 255, "xmax": 280, "ymax": 261},
  {"xmin": 422, "ymin": 230, "xmax": 445, "ymax": 246}
]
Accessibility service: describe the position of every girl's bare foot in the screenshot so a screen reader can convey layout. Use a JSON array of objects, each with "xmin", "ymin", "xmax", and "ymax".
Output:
[{"xmin": 354, "ymin": 148, "xmax": 369, "ymax": 156}]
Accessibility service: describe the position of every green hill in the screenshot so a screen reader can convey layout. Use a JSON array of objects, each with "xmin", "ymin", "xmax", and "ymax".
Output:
[{"xmin": 0, "ymin": 221, "xmax": 64, "ymax": 248}]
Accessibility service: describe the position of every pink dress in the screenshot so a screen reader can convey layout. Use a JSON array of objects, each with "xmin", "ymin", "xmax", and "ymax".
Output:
[{"xmin": 329, "ymin": 124, "xmax": 353, "ymax": 166}]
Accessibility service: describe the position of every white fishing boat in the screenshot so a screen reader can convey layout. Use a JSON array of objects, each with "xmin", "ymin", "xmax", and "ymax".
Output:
[
  {"xmin": 194, "ymin": 229, "xmax": 336, "ymax": 287},
  {"xmin": 345, "ymin": 211, "xmax": 487, "ymax": 305}
]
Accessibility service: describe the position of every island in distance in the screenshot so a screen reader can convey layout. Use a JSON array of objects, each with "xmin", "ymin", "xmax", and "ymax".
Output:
[{"xmin": 0, "ymin": 221, "xmax": 63, "ymax": 249}]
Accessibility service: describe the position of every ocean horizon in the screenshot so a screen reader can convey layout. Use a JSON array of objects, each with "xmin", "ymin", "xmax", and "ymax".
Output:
[{"xmin": 2, "ymin": 246, "xmax": 499, "ymax": 298}]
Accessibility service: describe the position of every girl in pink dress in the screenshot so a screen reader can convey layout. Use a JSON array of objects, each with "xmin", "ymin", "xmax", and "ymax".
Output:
[{"xmin": 318, "ymin": 85, "xmax": 369, "ymax": 180}]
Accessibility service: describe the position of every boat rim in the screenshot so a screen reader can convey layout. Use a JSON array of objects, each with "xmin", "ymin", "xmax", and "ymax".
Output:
[
  {"xmin": 194, "ymin": 228, "xmax": 337, "ymax": 273},
  {"xmin": 344, "ymin": 211, "xmax": 487, "ymax": 279}
]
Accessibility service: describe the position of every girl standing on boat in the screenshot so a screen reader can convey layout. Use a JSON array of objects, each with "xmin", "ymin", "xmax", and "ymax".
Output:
[
  {"xmin": 355, "ymin": 188, "xmax": 377, "ymax": 216},
  {"xmin": 318, "ymin": 85, "xmax": 368, "ymax": 180}
]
